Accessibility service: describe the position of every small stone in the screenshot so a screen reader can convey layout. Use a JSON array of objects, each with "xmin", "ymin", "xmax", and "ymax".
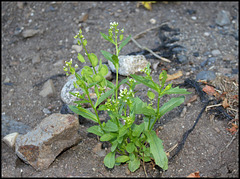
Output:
[
  {"xmin": 204, "ymin": 32, "xmax": 210, "ymax": 36},
  {"xmin": 92, "ymin": 143, "xmax": 106, "ymax": 157},
  {"xmin": 15, "ymin": 113, "xmax": 81, "ymax": 171},
  {"xmin": 222, "ymin": 54, "xmax": 235, "ymax": 61},
  {"xmin": 215, "ymin": 10, "xmax": 231, "ymax": 26},
  {"xmin": 211, "ymin": 49, "xmax": 221, "ymax": 56},
  {"xmin": 4, "ymin": 76, "xmax": 10, "ymax": 83},
  {"xmin": 207, "ymin": 57, "xmax": 216, "ymax": 65},
  {"xmin": 191, "ymin": 16, "xmax": 197, "ymax": 20},
  {"xmin": 17, "ymin": 2, "xmax": 24, "ymax": 9},
  {"xmin": 193, "ymin": 52, "xmax": 199, "ymax": 57},
  {"xmin": 196, "ymin": 70, "xmax": 216, "ymax": 81},
  {"xmin": 71, "ymin": 45, "xmax": 82, "ymax": 53},
  {"xmin": 3, "ymin": 132, "xmax": 19, "ymax": 149},
  {"xmin": 32, "ymin": 54, "xmax": 41, "ymax": 64},
  {"xmin": 150, "ymin": 18, "xmax": 156, "ymax": 24},
  {"xmin": 108, "ymin": 55, "xmax": 149, "ymax": 76},
  {"xmin": 53, "ymin": 60, "xmax": 64, "ymax": 67},
  {"xmin": 180, "ymin": 106, "xmax": 187, "ymax": 118},
  {"xmin": 22, "ymin": 29, "xmax": 40, "ymax": 38},
  {"xmin": 60, "ymin": 103, "xmax": 74, "ymax": 114},
  {"xmin": 43, "ymin": 108, "xmax": 51, "ymax": 114},
  {"xmin": 39, "ymin": 79, "xmax": 56, "ymax": 98},
  {"xmin": 177, "ymin": 55, "xmax": 188, "ymax": 64}
]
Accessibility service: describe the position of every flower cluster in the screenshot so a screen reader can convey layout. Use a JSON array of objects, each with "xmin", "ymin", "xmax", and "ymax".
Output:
[
  {"xmin": 118, "ymin": 87, "xmax": 134, "ymax": 103},
  {"xmin": 104, "ymin": 98, "xmax": 119, "ymax": 112},
  {"xmin": 63, "ymin": 59, "xmax": 79, "ymax": 76}
]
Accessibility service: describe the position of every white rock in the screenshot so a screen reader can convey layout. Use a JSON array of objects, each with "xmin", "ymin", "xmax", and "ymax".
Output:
[
  {"xmin": 2, "ymin": 132, "xmax": 19, "ymax": 149},
  {"xmin": 108, "ymin": 55, "xmax": 150, "ymax": 76},
  {"xmin": 72, "ymin": 45, "xmax": 82, "ymax": 53},
  {"xmin": 39, "ymin": 79, "xmax": 56, "ymax": 98},
  {"xmin": 22, "ymin": 29, "xmax": 40, "ymax": 38}
]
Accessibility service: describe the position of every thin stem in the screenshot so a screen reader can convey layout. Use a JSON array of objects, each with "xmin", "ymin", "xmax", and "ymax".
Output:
[{"xmin": 150, "ymin": 94, "xmax": 160, "ymax": 130}]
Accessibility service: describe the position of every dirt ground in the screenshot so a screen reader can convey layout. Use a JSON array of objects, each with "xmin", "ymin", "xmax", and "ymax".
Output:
[{"xmin": 1, "ymin": 1, "xmax": 239, "ymax": 177}]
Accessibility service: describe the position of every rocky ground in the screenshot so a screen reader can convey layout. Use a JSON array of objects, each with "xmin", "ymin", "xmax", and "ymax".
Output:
[{"xmin": 1, "ymin": 1, "xmax": 239, "ymax": 177}]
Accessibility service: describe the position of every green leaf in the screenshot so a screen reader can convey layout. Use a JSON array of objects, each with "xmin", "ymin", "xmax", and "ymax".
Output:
[
  {"xmin": 93, "ymin": 74, "xmax": 103, "ymax": 82},
  {"xmin": 161, "ymin": 86, "xmax": 191, "ymax": 95},
  {"xmin": 104, "ymin": 151, "xmax": 116, "ymax": 169},
  {"xmin": 159, "ymin": 70, "xmax": 167, "ymax": 88},
  {"xmin": 100, "ymin": 132, "xmax": 118, "ymax": 141},
  {"xmin": 100, "ymin": 32, "xmax": 114, "ymax": 44},
  {"xmin": 112, "ymin": 54, "xmax": 119, "ymax": 65},
  {"xmin": 119, "ymin": 35, "xmax": 131, "ymax": 52},
  {"xmin": 95, "ymin": 88, "xmax": 114, "ymax": 108},
  {"xmin": 145, "ymin": 130, "xmax": 168, "ymax": 170},
  {"xmin": 88, "ymin": 53, "xmax": 98, "ymax": 67},
  {"xmin": 83, "ymin": 39, "xmax": 87, "ymax": 46},
  {"xmin": 128, "ymin": 157, "xmax": 140, "ymax": 172},
  {"xmin": 77, "ymin": 53, "xmax": 85, "ymax": 63},
  {"xmin": 126, "ymin": 143, "xmax": 135, "ymax": 153},
  {"xmin": 87, "ymin": 125, "xmax": 104, "ymax": 136},
  {"xmin": 119, "ymin": 34, "xmax": 123, "ymax": 41},
  {"xmin": 116, "ymin": 155, "xmax": 130, "ymax": 163},
  {"xmin": 99, "ymin": 64, "xmax": 109, "ymax": 76},
  {"xmin": 131, "ymin": 74, "xmax": 159, "ymax": 92},
  {"xmin": 132, "ymin": 123, "xmax": 145, "ymax": 137},
  {"xmin": 102, "ymin": 120, "xmax": 118, "ymax": 132},
  {"xmin": 111, "ymin": 140, "xmax": 118, "ymax": 152},
  {"xmin": 118, "ymin": 125, "xmax": 129, "ymax": 137},
  {"xmin": 147, "ymin": 90, "xmax": 155, "ymax": 100},
  {"xmin": 158, "ymin": 96, "xmax": 185, "ymax": 118},
  {"xmin": 68, "ymin": 105, "xmax": 98, "ymax": 123},
  {"xmin": 81, "ymin": 66, "xmax": 93, "ymax": 76},
  {"xmin": 101, "ymin": 50, "xmax": 117, "ymax": 67},
  {"xmin": 107, "ymin": 80, "xmax": 115, "ymax": 89},
  {"xmin": 133, "ymin": 97, "xmax": 155, "ymax": 116}
]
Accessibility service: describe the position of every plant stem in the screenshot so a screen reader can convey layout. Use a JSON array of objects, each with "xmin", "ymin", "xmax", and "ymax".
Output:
[{"xmin": 150, "ymin": 94, "xmax": 160, "ymax": 130}]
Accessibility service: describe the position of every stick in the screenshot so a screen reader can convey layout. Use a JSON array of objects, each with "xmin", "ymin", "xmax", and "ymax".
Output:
[{"xmin": 130, "ymin": 37, "xmax": 171, "ymax": 63}]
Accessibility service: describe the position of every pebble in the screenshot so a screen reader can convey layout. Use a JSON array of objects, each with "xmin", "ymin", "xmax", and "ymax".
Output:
[
  {"xmin": 222, "ymin": 54, "xmax": 235, "ymax": 61},
  {"xmin": 193, "ymin": 52, "xmax": 199, "ymax": 57},
  {"xmin": 2, "ymin": 132, "xmax": 19, "ymax": 149},
  {"xmin": 43, "ymin": 108, "xmax": 51, "ymax": 114},
  {"xmin": 39, "ymin": 79, "xmax": 56, "ymax": 98},
  {"xmin": 92, "ymin": 143, "xmax": 106, "ymax": 157},
  {"xmin": 60, "ymin": 103, "xmax": 74, "ymax": 114},
  {"xmin": 32, "ymin": 54, "xmax": 41, "ymax": 64},
  {"xmin": 196, "ymin": 70, "xmax": 216, "ymax": 81},
  {"xmin": 191, "ymin": 16, "xmax": 197, "ymax": 20},
  {"xmin": 215, "ymin": 10, "xmax": 231, "ymax": 26},
  {"xmin": 211, "ymin": 49, "xmax": 221, "ymax": 56},
  {"xmin": 204, "ymin": 32, "xmax": 210, "ymax": 37},
  {"xmin": 4, "ymin": 76, "xmax": 10, "ymax": 83},
  {"xmin": 150, "ymin": 18, "xmax": 156, "ymax": 24},
  {"xmin": 22, "ymin": 29, "xmax": 40, "ymax": 38},
  {"xmin": 177, "ymin": 54, "xmax": 188, "ymax": 64},
  {"xmin": 71, "ymin": 45, "xmax": 82, "ymax": 53}
]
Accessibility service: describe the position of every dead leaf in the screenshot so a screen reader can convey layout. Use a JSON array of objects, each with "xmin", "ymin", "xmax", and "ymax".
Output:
[
  {"xmin": 226, "ymin": 123, "xmax": 238, "ymax": 135},
  {"xmin": 166, "ymin": 71, "xmax": 183, "ymax": 82},
  {"xmin": 137, "ymin": 1, "xmax": 156, "ymax": 11},
  {"xmin": 187, "ymin": 171, "xmax": 200, "ymax": 178},
  {"xmin": 186, "ymin": 95, "xmax": 198, "ymax": 104},
  {"xmin": 202, "ymin": 85, "xmax": 216, "ymax": 96},
  {"xmin": 222, "ymin": 98, "xmax": 230, "ymax": 108}
]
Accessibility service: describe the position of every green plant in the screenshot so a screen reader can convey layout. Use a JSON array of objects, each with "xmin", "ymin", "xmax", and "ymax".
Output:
[{"xmin": 63, "ymin": 22, "xmax": 190, "ymax": 172}]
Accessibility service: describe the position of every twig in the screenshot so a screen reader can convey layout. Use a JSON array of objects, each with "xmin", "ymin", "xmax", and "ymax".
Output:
[
  {"xmin": 133, "ymin": 21, "xmax": 169, "ymax": 40},
  {"xmin": 142, "ymin": 153, "xmax": 148, "ymax": 178},
  {"xmin": 205, "ymin": 103, "xmax": 222, "ymax": 111},
  {"xmin": 166, "ymin": 143, "xmax": 178, "ymax": 153},
  {"xmin": 130, "ymin": 37, "xmax": 171, "ymax": 63}
]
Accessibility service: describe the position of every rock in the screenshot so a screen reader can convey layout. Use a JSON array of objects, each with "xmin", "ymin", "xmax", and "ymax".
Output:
[
  {"xmin": 211, "ymin": 49, "xmax": 221, "ymax": 56},
  {"xmin": 60, "ymin": 103, "xmax": 74, "ymax": 114},
  {"xmin": 32, "ymin": 54, "xmax": 41, "ymax": 64},
  {"xmin": 193, "ymin": 52, "xmax": 199, "ymax": 57},
  {"xmin": 15, "ymin": 113, "xmax": 81, "ymax": 171},
  {"xmin": 61, "ymin": 64, "xmax": 112, "ymax": 105},
  {"xmin": 222, "ymin": 54, "xmax": 235, "ymax": 61},
  {"xmin": 2, "ymin": 132, "xmax": 19, "ymax": 149},
  {"xmin": 191, "ymin": 16, "xmax": 197, "ymax": 20},
  {"xmin": 108, "ymin": 55, "xmax": 149, "ymax": 76},
  {"xmin": 39, "ymin": 79, "xmax": 56, "ymax": 98},
  {"xmin": 150, "ymin": 18, "xmax": 156, "ymax": 24},
  {"xmin": 71, "ymin": 45, "xmax": 82, "ymax": 53},
  {"xmin": 92, "ymin": 143, "xmax": 106, "ymax": 157},
  {"xmin": 1, "ymin": 114, "xmax": 31, "ymax": 137},
  {"xmin": 196, "ymin": 70, "xmax": 216, "ymax": 81},
  {"xmin": 22, "ymin": 29, "xmax": 40, "ymax": 38},
  {"xmin": 4, "ymin": 76, "xmax": 10, "ymax": 83},
  {"xmin": 42, "ymin": 108, "xmax": 51, "ymax": 114},
  {"xmin": 177, "ymin": 54, "xmax": 188, "ymax": 64},
  {"xmin": 215, "ymin": 10, "xmax": 231, "ymax": 26}
]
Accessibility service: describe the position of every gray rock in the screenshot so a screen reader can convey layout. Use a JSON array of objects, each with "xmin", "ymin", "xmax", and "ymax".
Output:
[
  {"xmin": 15, "ymin": 113, "xmax": 81, "ymax": 171},
  {"xmin": 61, "ymin": 64, "xmax": 112, "ymax": 105},
  {"xmin": 215, "ymin": 10, "xmax": 231, "ymax": 26},
  {"xmin": 177, "ymin": 54, "xmax": 188, "ymax": 64},
  {"xmin": 32, "ymin": 54, "xmax": 41, "ymax": 64},
  {"xmin": 211, "ymin": 49, "xmax": 221, "ymax": 56},
  {"xmin": 39, "ymin": 79, "xmax": 56, "ymax": 98},
  {"xmin": 22, "ymin": 29, "xmax": 40, "ymax": 38},
  {"xmin": 42, "ymin": 108, "xmax": 51, "ymax": 114},
  {"xmin": 196, "ymin": 71, "xmax": 216, "ymax": 81},
  {"xmin": 108, "ymin": 55, "xmax": 149, "ymax": 76},
  {"xmin": 1, "ymin": 114, "xmax": 31, "ymax": 137}
]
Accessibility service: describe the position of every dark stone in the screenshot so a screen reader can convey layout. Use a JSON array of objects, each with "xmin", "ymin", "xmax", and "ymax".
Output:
[
  {"xmin": 193, "ymin": 52, "xmax": 199, "ymax": 57},
  {"xmin": 60, "ymin": 103, "xmax": 74, "ymax": 114},
  {"xmin": 196, "ymin": 71, "xmax": 216, "ymax": 81},
  {"xmin": 232, "ymin": 68, "xmax": 239, "ymax": 74},
  {"xmin": 177, "ymin": 55, "xmax": 188, "ymax": 64}
]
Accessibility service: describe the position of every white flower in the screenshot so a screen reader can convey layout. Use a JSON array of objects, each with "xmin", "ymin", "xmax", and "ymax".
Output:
[{"xmin": 75, "ymin": 64, "xmax": 78, "ymax": 68}]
